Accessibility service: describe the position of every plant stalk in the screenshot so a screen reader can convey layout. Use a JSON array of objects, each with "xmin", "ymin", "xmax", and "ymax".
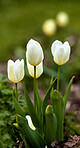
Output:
[
  {"xmin": 57, "ymin": 65, "xmax": 60, "ymax": 91},
  {"xmin": 15, "ymin": 83, "xmax": 18, "ymax": 101},
  {"xmin": 34, "ymin": 66, "xmax": 37, "ymax": 108}
]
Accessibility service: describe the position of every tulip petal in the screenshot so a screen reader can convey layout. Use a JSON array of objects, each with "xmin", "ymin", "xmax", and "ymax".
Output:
[
  {"xmin": 7, "ymin": 59, "xmax": 24, "ymax": 83},
  {"xmin": 8, "ymin": 60, "xmax": 17, "ymax": 83},
  {"xmin": 62, "ymin": 41, "xmax": 70, "ymax": 63},
  {"xmin": 51, "ymin": 40, "xmax": 62, "ymax": 57},
  {"xmin": 26, "ymin": 39, "xmax": 44, "ymax": 66},
  {"xmin": 36, "ymin": 62, "xmax": 43, "ymax": 78},
  {"xmin": 27, "ymin": 61, "xmax": 43, "ymax": 79},
  {"xmin": 26, "ymin": 115, "xmax": 36, "ymax": 130},
  {"xmin": 51, "ymin": 40, "xmax": 71, "ymax": 65},
  {"xmin": 54, "ymin": 46, "xmax": 64, "ymax": 65}
]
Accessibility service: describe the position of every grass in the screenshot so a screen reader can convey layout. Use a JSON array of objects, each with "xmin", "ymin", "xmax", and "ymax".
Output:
[{"xmin": 0, "ymin": 0, "xmax": 80, "ymax": 60}]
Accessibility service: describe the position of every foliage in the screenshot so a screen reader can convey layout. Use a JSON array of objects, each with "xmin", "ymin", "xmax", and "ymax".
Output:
[
  {"xmin": 12, "ymin": 74, "xmax": 73, "ymax": 147},
  {"xmin": 64, "ymin": 111, "xmax": 80, "ymax": 138},
  {"xmin": 0, "ymin": 74, "xmax": 26, "ymax": 148}
]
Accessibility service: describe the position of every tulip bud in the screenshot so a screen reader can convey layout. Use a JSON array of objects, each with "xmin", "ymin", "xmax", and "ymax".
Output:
[
  {"xmin": 27, "ymin": 61, "xmax": 43, "ymax": 79},
  {"xmin": 13, "ymin": 123, "xmax": 19, "ymax": 129},
  {"xmin": 56, "ymin": 12, "xmax": 69, "ymax": 28},
  {"xmin": 26, "ymin": 115, "xmax": 36, "ymax": 130},
  {"xmin": 7, "ymin": 59, "xmax": 24, "ymax": 83},
  {"xmin": 51, "ymin": 40, "xmax": 70, "ymax": 65},
  {"xmin": 26, "ymin": 39, "xmax": 44, "ymax": 66},
  {"xmin": 42, "ymin": 19, "xmax": 57, "ymax": 36}
]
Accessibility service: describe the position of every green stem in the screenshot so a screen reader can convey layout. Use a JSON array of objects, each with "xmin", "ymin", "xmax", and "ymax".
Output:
[
  {"xmin": 15, "ymin": 83, "xmax": 18, "ymax": 101},
  {"xmin": 34, "ymin": 66, "xmax": 37, "ymax": 107},
  {"xmin": 57, "ymin": 65, "xmax": 60, "ymax": 91}
]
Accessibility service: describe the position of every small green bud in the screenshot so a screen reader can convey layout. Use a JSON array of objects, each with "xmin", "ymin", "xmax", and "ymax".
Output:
[
  {"xmin": 13, "ymin": 123, "xmax": 19, "ymax": 129},
  {"xmin": 45, "ymin": 105, "xmax": 53, "ymax": 114}
]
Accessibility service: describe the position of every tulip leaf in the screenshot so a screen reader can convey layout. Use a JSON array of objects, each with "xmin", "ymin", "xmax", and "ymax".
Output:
[
  {"xmin": 64, "ymin": 76, "xmax": 74, "ymax": 111},
  {"xmin": 13, "ymin": 95, "xmax": 25, "ymax": 118},
  {"xmin": 42, "ymin": 78, "xmax": 56, "ymax": 115},
  {"xmin": 50, "ymin": 90, "xmax": 64, "ymax": 141},
  {"xmin": 13, "ymin": 123, "xmax": 28, "ymax": 148},
  {"xmin": 16, "ymin": 114, "xmax": 45, "ymax": 148},
  {"xmin": 36, "ymin": 88, "xmax": 42, "ymax": 116},
  {"xmin": 23, "ymin": 83, "xmax": 41, "ymax": 129},
  {"xmin": 44, "ymin": 105, "xmax": 57, "ymax": 146},
  {"xmin": 0, "ymin": 140, "xmax": 4, "ymax": 148}
]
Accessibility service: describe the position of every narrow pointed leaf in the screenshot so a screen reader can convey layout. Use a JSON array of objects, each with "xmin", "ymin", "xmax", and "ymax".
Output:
[
  {"xmin": 42, "ymin": 78, "xmax": 56, "ymax": 115},
  {"xmin": 64, "ymin": 76, "xmax": 74, "ymax": 111},
  {"xmin": 0, "ymin": 141, "xmax": 4, "ymax": 148},
  {"xmin": 13, "ymin": 123, "xmax": 28, "ymax": 148},
  {"xmin": 23, "ymin": 83, "xmax": 41, "ymax": 129},
  {"xmin": 16, "ymin": 114, "xmax": 45, "ymax": 148},
  {"xmin": 50, "ymin": 90, "xmax": 64, "ymax": 141},
  {"xmin": 44, "ymin": 105, "xmax": 57, "ymax": 146},
  {"xmin": 34, "ymin": 78, "xmax": 42, "ymax": 120},
  {"xmin": 36, "ymin": 88, "xmax": 42, "ymax": 119},
  {"xmin": 13, "ymin": 95, "xmax": 25, "ymax": 118}
]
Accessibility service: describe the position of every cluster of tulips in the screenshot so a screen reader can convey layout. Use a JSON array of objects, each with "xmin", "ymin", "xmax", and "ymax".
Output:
[{"xmin": 7, "ymin": 39, "xmax": 74, "ymax": 148}]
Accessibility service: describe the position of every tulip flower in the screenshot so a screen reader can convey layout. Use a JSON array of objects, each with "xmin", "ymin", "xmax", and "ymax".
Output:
[
  {"xmin": 51, "ymin": 40, "xmax": 70, "ymax": 91},
  {"xmin": 27, "ymin": 61, "xmax": 43, "ymax": 79},
  {"xmin": 42, "ymin": 19, "xmax": 57, "ymax": 36},
  {"xmin": 7, "ymin": 59, "xmax": 24, "ymax": 83},
  {"xmin": 26, "ymin": 115, "xmax": 36, "ymax": 130},
  {"xmin": 56, "ymin": 12, "xmax": 69, "ymax": 28},
  {"xmin": 26, "ymin": 39, "xmax": 44, "ymax": 66},
  {"xmin": 51, "ymin": 40, "xmax": 70, "ymax": 66}
]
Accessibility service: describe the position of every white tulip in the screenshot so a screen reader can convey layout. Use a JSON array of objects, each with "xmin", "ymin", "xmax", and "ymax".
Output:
[
  {"xmin": 56, "ymin": 12, "xmax": 69, "ymax": 28},
  {"xmin": 26, "ymin": 39, "xmax": 44, "ymax": 66},
  {"xmin": 42, "ymin": 19, "xmax": 56, "ymax": 36},
  {"xmin": 7, "ymin": 59, "xmax": 24, "ymax": 83},
  {"xmin": 26, "ymin": 115, "xmax": 36, "ymax": 130},
  {"xmin": 27, "ymin": 61, "xmax": 43, "ymax": 79},
  {"xmin": 51, "ymin": 40, "xmax": 70, "ymax": 65}
]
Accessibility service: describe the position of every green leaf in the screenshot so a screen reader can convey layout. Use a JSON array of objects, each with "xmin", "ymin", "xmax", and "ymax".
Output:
[
  {"xmin": 0, "ymin": 140, "xmax": 4, "ymax": 148},
  {"xmin": 42, "ymin": 78, "xmax": 56, "ymax": 115},
  {"xmin": 13, "ymin": 95, "xmax": 25, "ymax": 118},
  {"xmin": 13, "ymin": 123, "xmax": 29, "ymax": 148},
  {"xmin": 64, "ymin": 76, "xmax": 74, "ymax": 111},
  {"xmin": 16, "ymin": 114, "xmax": 45, "ymax": 148},
  {"xmin": 36, "ymin": 86, "xmax": 43, "ymax": 119},
  {"xmin": 50, "ymin": 90, "xmax": 64, "ymax": 141},
  {"xmin": 23, "ymin": 83, "xmax": 41, "ymax": 129},
  {"xmin": 44, "ymin": 105, "xmax": 57, "ymax": 146}
]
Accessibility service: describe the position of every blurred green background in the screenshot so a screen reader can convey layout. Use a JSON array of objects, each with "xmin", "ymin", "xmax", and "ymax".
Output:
[{"xmin": 0, "ymin": 0, "xmax": 80, "ymax": 60}]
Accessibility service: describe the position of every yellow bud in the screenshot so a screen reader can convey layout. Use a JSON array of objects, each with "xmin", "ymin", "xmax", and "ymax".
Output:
[
  {"xmin": 42, "ymin": 19, "xmax": 57, "ymax": 36},
  {"xmin": 56, "ymin": 12, "xmax": 69, "ymax": 28}
]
